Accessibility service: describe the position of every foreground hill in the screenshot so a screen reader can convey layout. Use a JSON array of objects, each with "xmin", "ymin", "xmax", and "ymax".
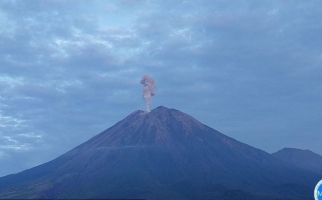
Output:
[{"xmin": 0, "ymin": 106, "xmax": 319, "ymax": 199}]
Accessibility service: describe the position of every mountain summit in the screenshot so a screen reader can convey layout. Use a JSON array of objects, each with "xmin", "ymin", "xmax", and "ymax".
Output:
[
  {"xmin": 0, "ymin": 106, "xmax": 319, "ymax": 199},
  {"xmin": 273, "ymin": 147, "xmax": 322, "ymax": 175}
]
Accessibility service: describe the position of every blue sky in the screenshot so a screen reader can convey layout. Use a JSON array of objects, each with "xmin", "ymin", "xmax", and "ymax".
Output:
[{"xmin": 0, "ymin": 0, "xmax": 321, "ymax": 176}]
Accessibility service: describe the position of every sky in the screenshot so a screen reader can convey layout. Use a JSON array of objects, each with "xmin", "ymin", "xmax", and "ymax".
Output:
[{"xmin": 0, "ymin": 0, "xmax": 321, "ymax": 176}]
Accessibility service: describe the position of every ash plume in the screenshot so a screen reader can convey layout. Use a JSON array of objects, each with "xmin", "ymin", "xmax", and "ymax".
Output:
[{"xmin": 140, "ymin": 75, "xmax": 155, "ymax": 112}]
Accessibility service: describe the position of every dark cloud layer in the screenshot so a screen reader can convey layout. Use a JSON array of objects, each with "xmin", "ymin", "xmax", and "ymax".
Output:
[{"xmin": 0, "ymin": 0, "xmax": 321, "ymax": 176}]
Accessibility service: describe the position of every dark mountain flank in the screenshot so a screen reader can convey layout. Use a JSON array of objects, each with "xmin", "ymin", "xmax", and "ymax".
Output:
[
  {"xmin": 273, "ymin": 148, "xmax": 322, "ymax": 175},
  {"xmin": 0, "ymin": 106, "xmax": 319, "ymax": 199}
]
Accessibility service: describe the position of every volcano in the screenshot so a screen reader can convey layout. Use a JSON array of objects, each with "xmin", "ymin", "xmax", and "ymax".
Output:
[{"xmin": 0, "ymin": 106, "xmax": 319, "ymax": 199}]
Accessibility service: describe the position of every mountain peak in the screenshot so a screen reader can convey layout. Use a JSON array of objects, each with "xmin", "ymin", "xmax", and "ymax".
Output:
[
  {"xmin": 154, "ymin": 105, "xmax": 171, "ymax": 110},
  {"xmin": 273, "ymin": 147, "xmax": 322, "ymax": 175},
  {"xmin": 145, "ymin": 106, "xmax": 179, "ymax": 115},
  {"xmin": 87, "ymin": 106, "xmax": 207, "ymax": 147},
  {"xmin": 275, "ymin": 147, "xmax": 319, "ymax": 156},
  {"xmin": 0, "ymin": 107, "xmax": 318, "ymax": 199},
  {"xmin": 129, "ymin": 106, "xmax": 176, "ymax": 118},
  {"xmin": 129, "ymin": 106, "xmax": 202, "ymax": 127}
]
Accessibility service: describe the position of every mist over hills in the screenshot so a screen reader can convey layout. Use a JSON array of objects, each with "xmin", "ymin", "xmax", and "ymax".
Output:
[{"xmin": 0, "ymin": 106, "xmax": 320, "ymax": 199}]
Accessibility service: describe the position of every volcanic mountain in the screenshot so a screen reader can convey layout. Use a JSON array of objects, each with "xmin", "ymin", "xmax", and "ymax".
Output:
[{"xmin": 0, "ymin": 106, "xmax": 319, "ymax": 199}]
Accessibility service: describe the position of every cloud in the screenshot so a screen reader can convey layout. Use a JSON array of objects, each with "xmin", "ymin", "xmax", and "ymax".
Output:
[{"xmin": 0, "ymin": 0, "xmax": 321, "ymax": 176}]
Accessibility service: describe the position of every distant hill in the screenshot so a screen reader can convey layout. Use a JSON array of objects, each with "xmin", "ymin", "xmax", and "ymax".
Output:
[
  {"xmin": 0, "ymin": 106, "xmax": 319, "ymax": 199},
  {"xmin": 273, "ymin": 148, "xmax": 322, "ymax": 175}
]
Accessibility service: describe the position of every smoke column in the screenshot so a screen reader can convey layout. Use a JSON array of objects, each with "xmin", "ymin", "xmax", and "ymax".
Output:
[{"xmin": 140, "ymin": 75, "xmax": 155, "ymax": 112}]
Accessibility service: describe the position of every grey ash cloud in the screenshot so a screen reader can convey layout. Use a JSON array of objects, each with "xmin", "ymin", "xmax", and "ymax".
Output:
[{"xmin": 0, "ymin": 0, "xmax": 321, "ymax": 176}]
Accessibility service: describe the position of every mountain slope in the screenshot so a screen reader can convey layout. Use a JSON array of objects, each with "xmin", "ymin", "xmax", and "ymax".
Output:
[
  {"xmin": 273, "ymin": 148, "xmax": 322, "ymax": 175},
  {"xmin": 0, "ymin": 106, "xmax": 319, "ymax": 199}
]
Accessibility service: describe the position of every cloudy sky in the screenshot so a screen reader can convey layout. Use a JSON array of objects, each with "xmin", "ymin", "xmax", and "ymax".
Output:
[{"xmin": 0, "ymin": 0, "xmax": 321, "ymax": 176}]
